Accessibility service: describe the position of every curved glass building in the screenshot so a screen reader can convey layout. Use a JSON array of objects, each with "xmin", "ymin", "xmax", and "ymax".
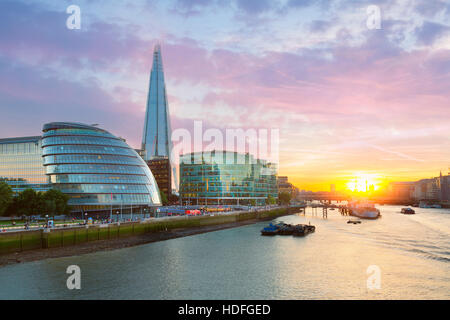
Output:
[{"xmin": 41, "ymin": 122, "xmax": 161, "ymax": 211}]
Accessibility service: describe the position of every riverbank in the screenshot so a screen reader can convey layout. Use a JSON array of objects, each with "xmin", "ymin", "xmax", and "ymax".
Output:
[{"xmin": 0, "ymin": 207, "xmax": 294, "ymax": 267}]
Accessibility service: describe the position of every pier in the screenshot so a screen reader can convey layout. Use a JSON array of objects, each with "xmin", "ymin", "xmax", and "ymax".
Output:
[{"xmin": 292, "ymin": 203, "xmax": 352, "ymax": 219}]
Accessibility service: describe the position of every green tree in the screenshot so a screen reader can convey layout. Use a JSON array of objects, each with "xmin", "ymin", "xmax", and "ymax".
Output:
[
  {"xmin": 266, "ymin": 195, "xmax": 276, "ymax": 205},
  {"xmin": 160, "ymin": 190, "xmax": 168, "ymax": 206},
  {"xmin": 42, "ymin": 189, "xmax": 71, "ymax": 216},
  {"xmin": 278, "ymin": 192, "xmax": 292, "ymax": 205},
  {"xmin": 0, "ymin": 181, "xmax": 13, "ymax": 216},
  {"xmin": 15, "ymin": 188, "xmax": 40, "ymax": 216}
]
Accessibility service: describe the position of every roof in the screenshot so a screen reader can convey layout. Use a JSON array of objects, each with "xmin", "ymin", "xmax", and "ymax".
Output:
[
  {"xmin": 0, "ymin": 136, "xmax": 41, "ymax": 144},
  {"xmin": 42, "ymin": 122, "xmax": 108, "ymax": 133}
]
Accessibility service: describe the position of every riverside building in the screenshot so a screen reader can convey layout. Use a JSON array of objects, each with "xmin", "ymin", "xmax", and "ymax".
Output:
[
  {"xmin": 179, "ymin": 151, "xmax": 278, "ymax": 206},
  {"xmin": 0, "ymin": 136, "xmax": 50, "ymax": 194},
  {"xmin": 141, "ymin": 44, "xmax": 174, "ymax": 197},
  {"xmin": 0, "ymin": 122, "xmax": 162, "ymax": 214}
]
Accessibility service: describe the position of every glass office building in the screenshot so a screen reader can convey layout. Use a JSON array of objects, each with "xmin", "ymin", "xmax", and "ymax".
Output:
[
  {"xmin": 0, "ymin": 136, "xmax": 50, "ymax": 193},
  {"xmin": 179, "ymin": 151, "xmax": 278, "ymax": 205},
  {"xmin": 41, "ymin": 122, "xmax": 161, "ymax": 211},
  {"xmin": 142, "ymin": 44, "xmax": 172, "ymax": 160}
]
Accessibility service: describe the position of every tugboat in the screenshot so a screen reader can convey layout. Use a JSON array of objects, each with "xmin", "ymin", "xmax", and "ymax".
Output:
[
  {"xmin": 401, "ymin": 208, "xmax": 415, "ymax": 214},
  {"xmin": 261, "ymin": 224, "xmax": 279, "ymax": 236}
]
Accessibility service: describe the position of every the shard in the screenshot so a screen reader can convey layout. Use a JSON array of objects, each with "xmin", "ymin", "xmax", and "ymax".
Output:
[
  {"xmin": 142, "ymin": 44, "xmax": 172, "ymax": 160},
  {"xmin": 141, "ymin": 44, "xmax": 177, "ymax": 196}
]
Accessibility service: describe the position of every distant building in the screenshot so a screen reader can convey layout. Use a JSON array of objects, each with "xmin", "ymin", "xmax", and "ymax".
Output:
[
  {"xmin": 387, "ymin": 182, "xmax": 415, "ymax": 200},
  {"xmin": 145, "ymin": 156, "xmax": 171, "ymax": 198},
  {"xmin": 277, "ymin": 176, "xmax": 297, "ymax": 196},
  {"xmin": 438, "ymin": 171, "xmax": 450, "ymax": 201},
  {"xmin": 412, "ymin": 172, "xmax": 450, "ymax": 201},
  {"xmin": 179, "ymin": 151, "xmax": 277, "ymax": 206},
  {"xmin": 0, "ymin": 136, "xmax": 50, "ymax": 194},
  {"xmin": 141, "ymin": 45, "xmax": 175, "ymax": 196},
  {"xmin": 330, "ymin": 184, "xmax": 336, "ymax": 193},
  {"xmin": 413, "ymin": 178, "xmax": 439, "ymax": 200}
]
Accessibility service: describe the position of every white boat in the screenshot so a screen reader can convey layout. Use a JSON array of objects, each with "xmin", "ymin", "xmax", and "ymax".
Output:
[{"xmin": 348, "ymin": 200, "xmax": 380, "ymax": 219}]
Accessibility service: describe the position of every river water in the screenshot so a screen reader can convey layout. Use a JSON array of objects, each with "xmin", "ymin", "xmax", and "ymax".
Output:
[{"xmin": 0, "ymin": 205, "xmax": 449, "ymax": 299}]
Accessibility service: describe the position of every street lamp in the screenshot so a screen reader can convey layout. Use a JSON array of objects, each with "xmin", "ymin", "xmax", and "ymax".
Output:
[
  {"xmin": 116, "ymin": 210, "xmax": 119, "ymax": 222},
  {"xmin": 45, "ymin": 214, "xmax": 48, "ymax": 228}
]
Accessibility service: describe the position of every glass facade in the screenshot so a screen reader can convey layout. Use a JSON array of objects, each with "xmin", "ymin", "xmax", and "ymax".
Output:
[
  {"xmin": 41, "ymin": 122, "xmax": 161, "ymax": 210},
  {"xmin": 142, "ymin": 44, "xmax": 172, "ymax": 160},
  {"xmin": 179, "ymin": 151, "xmax": 278, "ymax": 205},
  {"xmin": 0, "ymin": 136, "xmax": 50, "ymax": 193}
]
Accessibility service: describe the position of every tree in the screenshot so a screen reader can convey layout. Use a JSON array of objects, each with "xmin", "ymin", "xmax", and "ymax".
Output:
[
  {"xmin": 266, "ymin": 195, "xmax": 277, "ymax": 205},
  {"xmin": 42, "ymin": 189, "xmax": 71, "ymax": 216},
  {"xmin": 160, "ymin": 190, "xmax": 168, "ymax": 206},
  {"xmin": 15, "ymin": 188, "xmax": 40, "ymax": 216},
  {"xmin": 0, "ymin": 181, "xmax": 13, "ymax": 216},
  {"xmin": 278, "ymin": 192, "xmax": 292, "ymax": 205}
]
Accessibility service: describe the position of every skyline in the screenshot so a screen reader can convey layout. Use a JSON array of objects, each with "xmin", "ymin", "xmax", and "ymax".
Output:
[{"xmin": 0, "ymin": 0, "xmax": 449, "ymax": 191}]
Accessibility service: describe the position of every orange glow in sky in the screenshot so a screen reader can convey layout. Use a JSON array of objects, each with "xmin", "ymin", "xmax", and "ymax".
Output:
[{"xmin": 345, "ymin": 173, "xmax": 382, "ymax": 192}]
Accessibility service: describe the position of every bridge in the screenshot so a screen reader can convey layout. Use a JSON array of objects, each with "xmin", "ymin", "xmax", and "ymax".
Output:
[{"xmin": 295, "ymin": 193, "xmax": 349, "ymax": 202}]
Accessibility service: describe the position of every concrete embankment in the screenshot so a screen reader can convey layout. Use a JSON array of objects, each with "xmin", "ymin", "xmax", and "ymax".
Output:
[{"xmin": 0, "ymin": 207, "xmax": 295, "ymax": 264}]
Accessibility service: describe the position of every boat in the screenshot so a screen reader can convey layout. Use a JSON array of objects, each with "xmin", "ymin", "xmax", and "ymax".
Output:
[
  {"xmin": 292, "ymin": 224, "xmax": 316, "ymax": 237},
  {"xmin": 401, "ymin": 208, "xmax": 415, "ymax": 214},
  {"xmin": 261, "ymin": 224, "xmax": 279, "ymax": 236},
  {"xmin": 260, "ymin": 222, "xmax": 315, "ymax": 237},
  {"xmin": 347, "ymin": 200, "xmax": 380, "ymax": 219},
  {"xmin": 347, "ymin": 220, "xmax": 361, "ymax": 224},
  {"xmin": 278, "ymin": 224, "xmax": 296, "ymax": 235}
]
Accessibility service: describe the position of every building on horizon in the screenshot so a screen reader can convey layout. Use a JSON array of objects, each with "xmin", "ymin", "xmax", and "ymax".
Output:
[
  {"xmin": 413, "ymin": 171, "xmax": 450, "ymax": 201},
  {"xmin": 1, "ymin": 122, "xmax": 162, "ymax": 214},
  {"xmin": 439, "ymin": 171, "xmax": 450, "ymax": 201},
  {"xmin": 141, "ymin": 44, "xmax": 174, "ymax": 198},
  {"xmin": 330, "ymin": 184, "xmax": 336, "ymax": 193},
  {"xmin": 277, "ymin": 176, "xmax": 298, "ymax": 196},
  {"xmin": 179, "ymin": 151, "xmax": 278, "ymax": 206},
  {"xmin": 385, "ymin": 171, "xmax": 450, "ymax": 202},
  {"xmin": 387, "ymin": 181, "xmax": 415, "ymax": 200},
  {"xmin": 0, "ymin": 136, "xmax": 50, "ymax": 194}
]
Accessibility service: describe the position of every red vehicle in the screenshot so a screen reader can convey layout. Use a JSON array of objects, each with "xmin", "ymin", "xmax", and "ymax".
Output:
[{"xmin": 186, "ymin": 210, "xmax": 201, "ymax": 216}]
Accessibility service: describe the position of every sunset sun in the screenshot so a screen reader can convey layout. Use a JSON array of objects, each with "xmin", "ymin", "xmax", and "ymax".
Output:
[{"xmin": 346, "ymin": 173, "xmax": 382, "ymax": 192}]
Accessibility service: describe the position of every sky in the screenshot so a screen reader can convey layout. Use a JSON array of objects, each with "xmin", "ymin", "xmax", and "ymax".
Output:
[{"xmin": 0, "ymin": 0, "xmax": 449, "ymax": 191}]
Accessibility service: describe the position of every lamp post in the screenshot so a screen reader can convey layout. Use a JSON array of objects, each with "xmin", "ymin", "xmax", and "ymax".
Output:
[
  {"xmin": 116, "ymin": 210, "xmax": 119, "ymax": 222},
  {"xmin": 85, "ymin": 213, "xmax": 88, "ymax": 224},
  {"xmin": 45, "ymin": 214, "xmax": 49, "ymax": 228}
]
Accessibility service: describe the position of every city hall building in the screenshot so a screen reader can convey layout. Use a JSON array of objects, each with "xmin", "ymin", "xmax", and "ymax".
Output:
[
  {"xmin": 0, "ymin": 122, "xmax": 162, "ymax": 213},
  {"xmin": 179, "ymin": 151, "xmax": 278, "ymax": 206}
]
